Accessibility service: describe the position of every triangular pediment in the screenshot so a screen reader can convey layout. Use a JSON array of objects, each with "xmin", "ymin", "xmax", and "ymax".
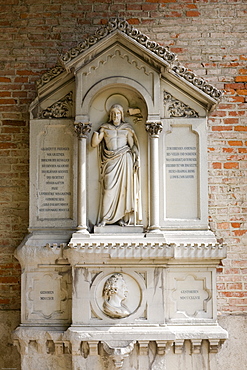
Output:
[
  {"xmin": 61, "ymin": 23, "xmax": 176, "ymax": 74},
  {"xmin": 36, "ymin": 18, "xmax": 223, "ymax": 112},
  {"xmin": 74, "ymin": 41, "xmax": 159, "ymax": 80}
]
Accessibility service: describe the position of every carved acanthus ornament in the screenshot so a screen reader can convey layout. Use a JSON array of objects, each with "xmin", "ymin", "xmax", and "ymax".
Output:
[
  {"xmin": 145, "ymin": 122, "xmax": 163, "ymax": 137},
  {"xmin": 164, "ymin": 92, "xmax": 199, "ymax": 118},
  {"xmin": 74, "ymin": 122, "xmax": 92, "ymax": 139},
  {"xmin": 39, "ymin": 92, "xmax": 73, "ymax": 119}
]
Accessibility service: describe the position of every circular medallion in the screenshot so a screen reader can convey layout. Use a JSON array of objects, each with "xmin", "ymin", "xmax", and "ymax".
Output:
[{"xmin": 92, "ymin": 271, "xmax": 145, "ymax": 321}]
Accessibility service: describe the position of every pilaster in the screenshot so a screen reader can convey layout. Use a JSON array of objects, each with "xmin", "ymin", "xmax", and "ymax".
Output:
[
  {"xmin": 145, "ymin": 121, "xmax": 163, "ymax": 233},
  {"xmin": 74, "ymin": 122, "xmax": 92, "ymax": 233}
]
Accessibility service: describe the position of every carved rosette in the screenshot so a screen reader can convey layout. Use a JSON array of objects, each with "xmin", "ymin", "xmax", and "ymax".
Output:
[
  {"xmin": 74, "ymin": 122, "xmax": 92, "ymax": 139},
  {"xmin": 164, "ymin": 91, "xmax": 199, "ymax": 118},
  {"xmin": 145, "ymin": 122, "xmax": 163, "ymax": 137}
]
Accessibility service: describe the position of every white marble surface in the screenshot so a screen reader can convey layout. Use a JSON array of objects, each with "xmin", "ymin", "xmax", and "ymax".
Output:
[{"xmin": 14, "ymin": 18, "xmax": 227, "ymax": 370}]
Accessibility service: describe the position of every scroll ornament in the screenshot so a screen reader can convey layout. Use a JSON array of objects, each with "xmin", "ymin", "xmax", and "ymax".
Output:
[
  {"xmin": 164, "ymin": 92, "xmax": 199, "ymax": 118},
  {"xmin": 39, "ymin": 92, "xmax": 73, "ymax": 119}
]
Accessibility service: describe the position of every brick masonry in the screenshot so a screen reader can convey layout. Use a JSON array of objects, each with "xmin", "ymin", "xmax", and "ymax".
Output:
[{"xmin": 0, "ymin": 0, "xmax": 246, "ymax": 319}]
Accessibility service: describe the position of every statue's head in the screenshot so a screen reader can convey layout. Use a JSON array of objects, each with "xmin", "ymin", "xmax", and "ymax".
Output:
[
  {"xmin": 109, "ymin": 104, "xmax": 125, "ymax": 124},
  {"xmin": 103, "ymin": 273, "xmax": 128, "ymax": 302}
]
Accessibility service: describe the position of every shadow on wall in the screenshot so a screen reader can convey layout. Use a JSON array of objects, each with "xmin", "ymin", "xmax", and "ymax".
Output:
[{"xmin": 0, "ymin": 311, "xmax": 21, "ymax": 369}]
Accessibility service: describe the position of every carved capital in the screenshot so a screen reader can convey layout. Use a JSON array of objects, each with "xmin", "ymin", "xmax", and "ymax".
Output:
[
  {"xmin": 74, "ymin": 122, "xmax": 92, "ymax": 139},
  {"xmin": 145, "ymin": 121, "xmax": 163, "ymax": 137}
]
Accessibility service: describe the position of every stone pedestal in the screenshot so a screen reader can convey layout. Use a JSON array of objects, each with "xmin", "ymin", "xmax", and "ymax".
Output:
[{"xmin": 13, "ymin": 231, "xmax": 227, "ymax": 369}]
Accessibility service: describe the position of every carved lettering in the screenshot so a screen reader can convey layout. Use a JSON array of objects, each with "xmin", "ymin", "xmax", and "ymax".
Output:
[
  {"xmin": 38, "ymin": 146, "xmax": 72, "ymax": 219},
  {"xmin": 166, "ymin": 146, "xmax": 197, "ymax": 179},
  {"xmin": 40, "ymin": 291, "xmax": 54, "ymax": 294}
]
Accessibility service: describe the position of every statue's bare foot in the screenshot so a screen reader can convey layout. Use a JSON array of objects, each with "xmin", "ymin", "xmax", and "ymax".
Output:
[
  {"xmin": 118, "ymin": 220, "xmax": 127, "ymax": 227},
  {"xmin": 97, "ymin": 221, "xmax": 106, "ymax": 227}
]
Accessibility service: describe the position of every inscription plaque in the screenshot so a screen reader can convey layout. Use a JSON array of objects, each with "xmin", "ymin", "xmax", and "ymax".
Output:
[
  {"xmin": 30, "ymin": 119, "xmax": 76, "ymax": 228},
  {"xmin": 26, "ymin": 271, "xmax": 71, "ymax": 323},
  {"xmin": 169, "ymin": 273, "xmax": 212, "ymax": 319},
  {"xmin": 165, "ymin": 125, "xmax": 198, "ymax": 219},
  {"xmin": 29, "ymin": 274, "xmax": 64, "ymax": 318},
  {"xmin": 30, "ymin": 119, "xmax": 77, "ymax": 228},
  {"xmin": 38, "ymin": 143, "xmax": 72, "ymax": 219}
]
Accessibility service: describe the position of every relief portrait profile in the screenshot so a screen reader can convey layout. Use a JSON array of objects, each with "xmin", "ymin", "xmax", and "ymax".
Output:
[
  {"xmin": 91, "ymin": 103, "xmax": 142, "ymax": 227},
  {"xmin": 102, "ymin": 273, "xmax": 130, "ymax": 319}
]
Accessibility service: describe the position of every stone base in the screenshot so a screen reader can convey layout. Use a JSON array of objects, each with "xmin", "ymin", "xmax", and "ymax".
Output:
[
  {"xmin": 8, "ymin": 315, "xmax": 247, "ymax": 370},
  {"xmin": 12, "ymin": 324, "xmax": 228, "ymax": 370},
  {"xmin": 14, "ymin": 230, "xmax": 228, "ymax": 369},
  {"xmin": 93, "ymin": 225, "xmax": 144, "ymax": 234}
]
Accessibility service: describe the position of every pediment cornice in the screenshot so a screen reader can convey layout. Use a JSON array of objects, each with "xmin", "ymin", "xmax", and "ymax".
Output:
[
  {"xmin": 36, "ymin": 18, "xmax": 223, "ymax": 106},
  {"xmin": 61, "ymin": 18, "xmax": 177, "ymax": 66}
]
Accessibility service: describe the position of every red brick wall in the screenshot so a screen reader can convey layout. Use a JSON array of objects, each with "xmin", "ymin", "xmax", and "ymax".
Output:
[{"xmin": 0, "ymin": 0, "xmax": 246, "ymax": 314}]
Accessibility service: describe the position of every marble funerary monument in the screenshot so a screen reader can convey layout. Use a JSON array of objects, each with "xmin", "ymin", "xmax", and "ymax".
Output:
[{"xmin": 13, "ymin": 19, "xmax": 228, "ymax": 369}]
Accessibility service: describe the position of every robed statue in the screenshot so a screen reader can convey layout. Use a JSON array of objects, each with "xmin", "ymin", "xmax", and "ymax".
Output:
[{"xmin": 91, "ymin": 104, "xmax": 142, "ymax": 227}]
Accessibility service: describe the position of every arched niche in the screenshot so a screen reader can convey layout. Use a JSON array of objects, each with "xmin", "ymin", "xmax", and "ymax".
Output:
[
  {"xmin": 79, "ymin": 77, "xmax": 156, "ymax": 123},
  {"xmin": 84, "ymin": 80, "xmax": 149, "ymax": 230}
]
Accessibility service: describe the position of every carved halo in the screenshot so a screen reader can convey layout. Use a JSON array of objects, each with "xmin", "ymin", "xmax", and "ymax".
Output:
[{"xmin": 105, "ymin": 94, "xmax": 129, "ymax": 114}]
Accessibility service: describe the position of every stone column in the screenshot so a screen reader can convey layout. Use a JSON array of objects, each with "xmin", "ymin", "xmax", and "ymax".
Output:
[
  {"xmin": 145, "ymin": 121, "xmax": 163, "ymax": 232},
  {"xmin": 74, "ymin": 122, "xmax": 92, "ymax": 233}
]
